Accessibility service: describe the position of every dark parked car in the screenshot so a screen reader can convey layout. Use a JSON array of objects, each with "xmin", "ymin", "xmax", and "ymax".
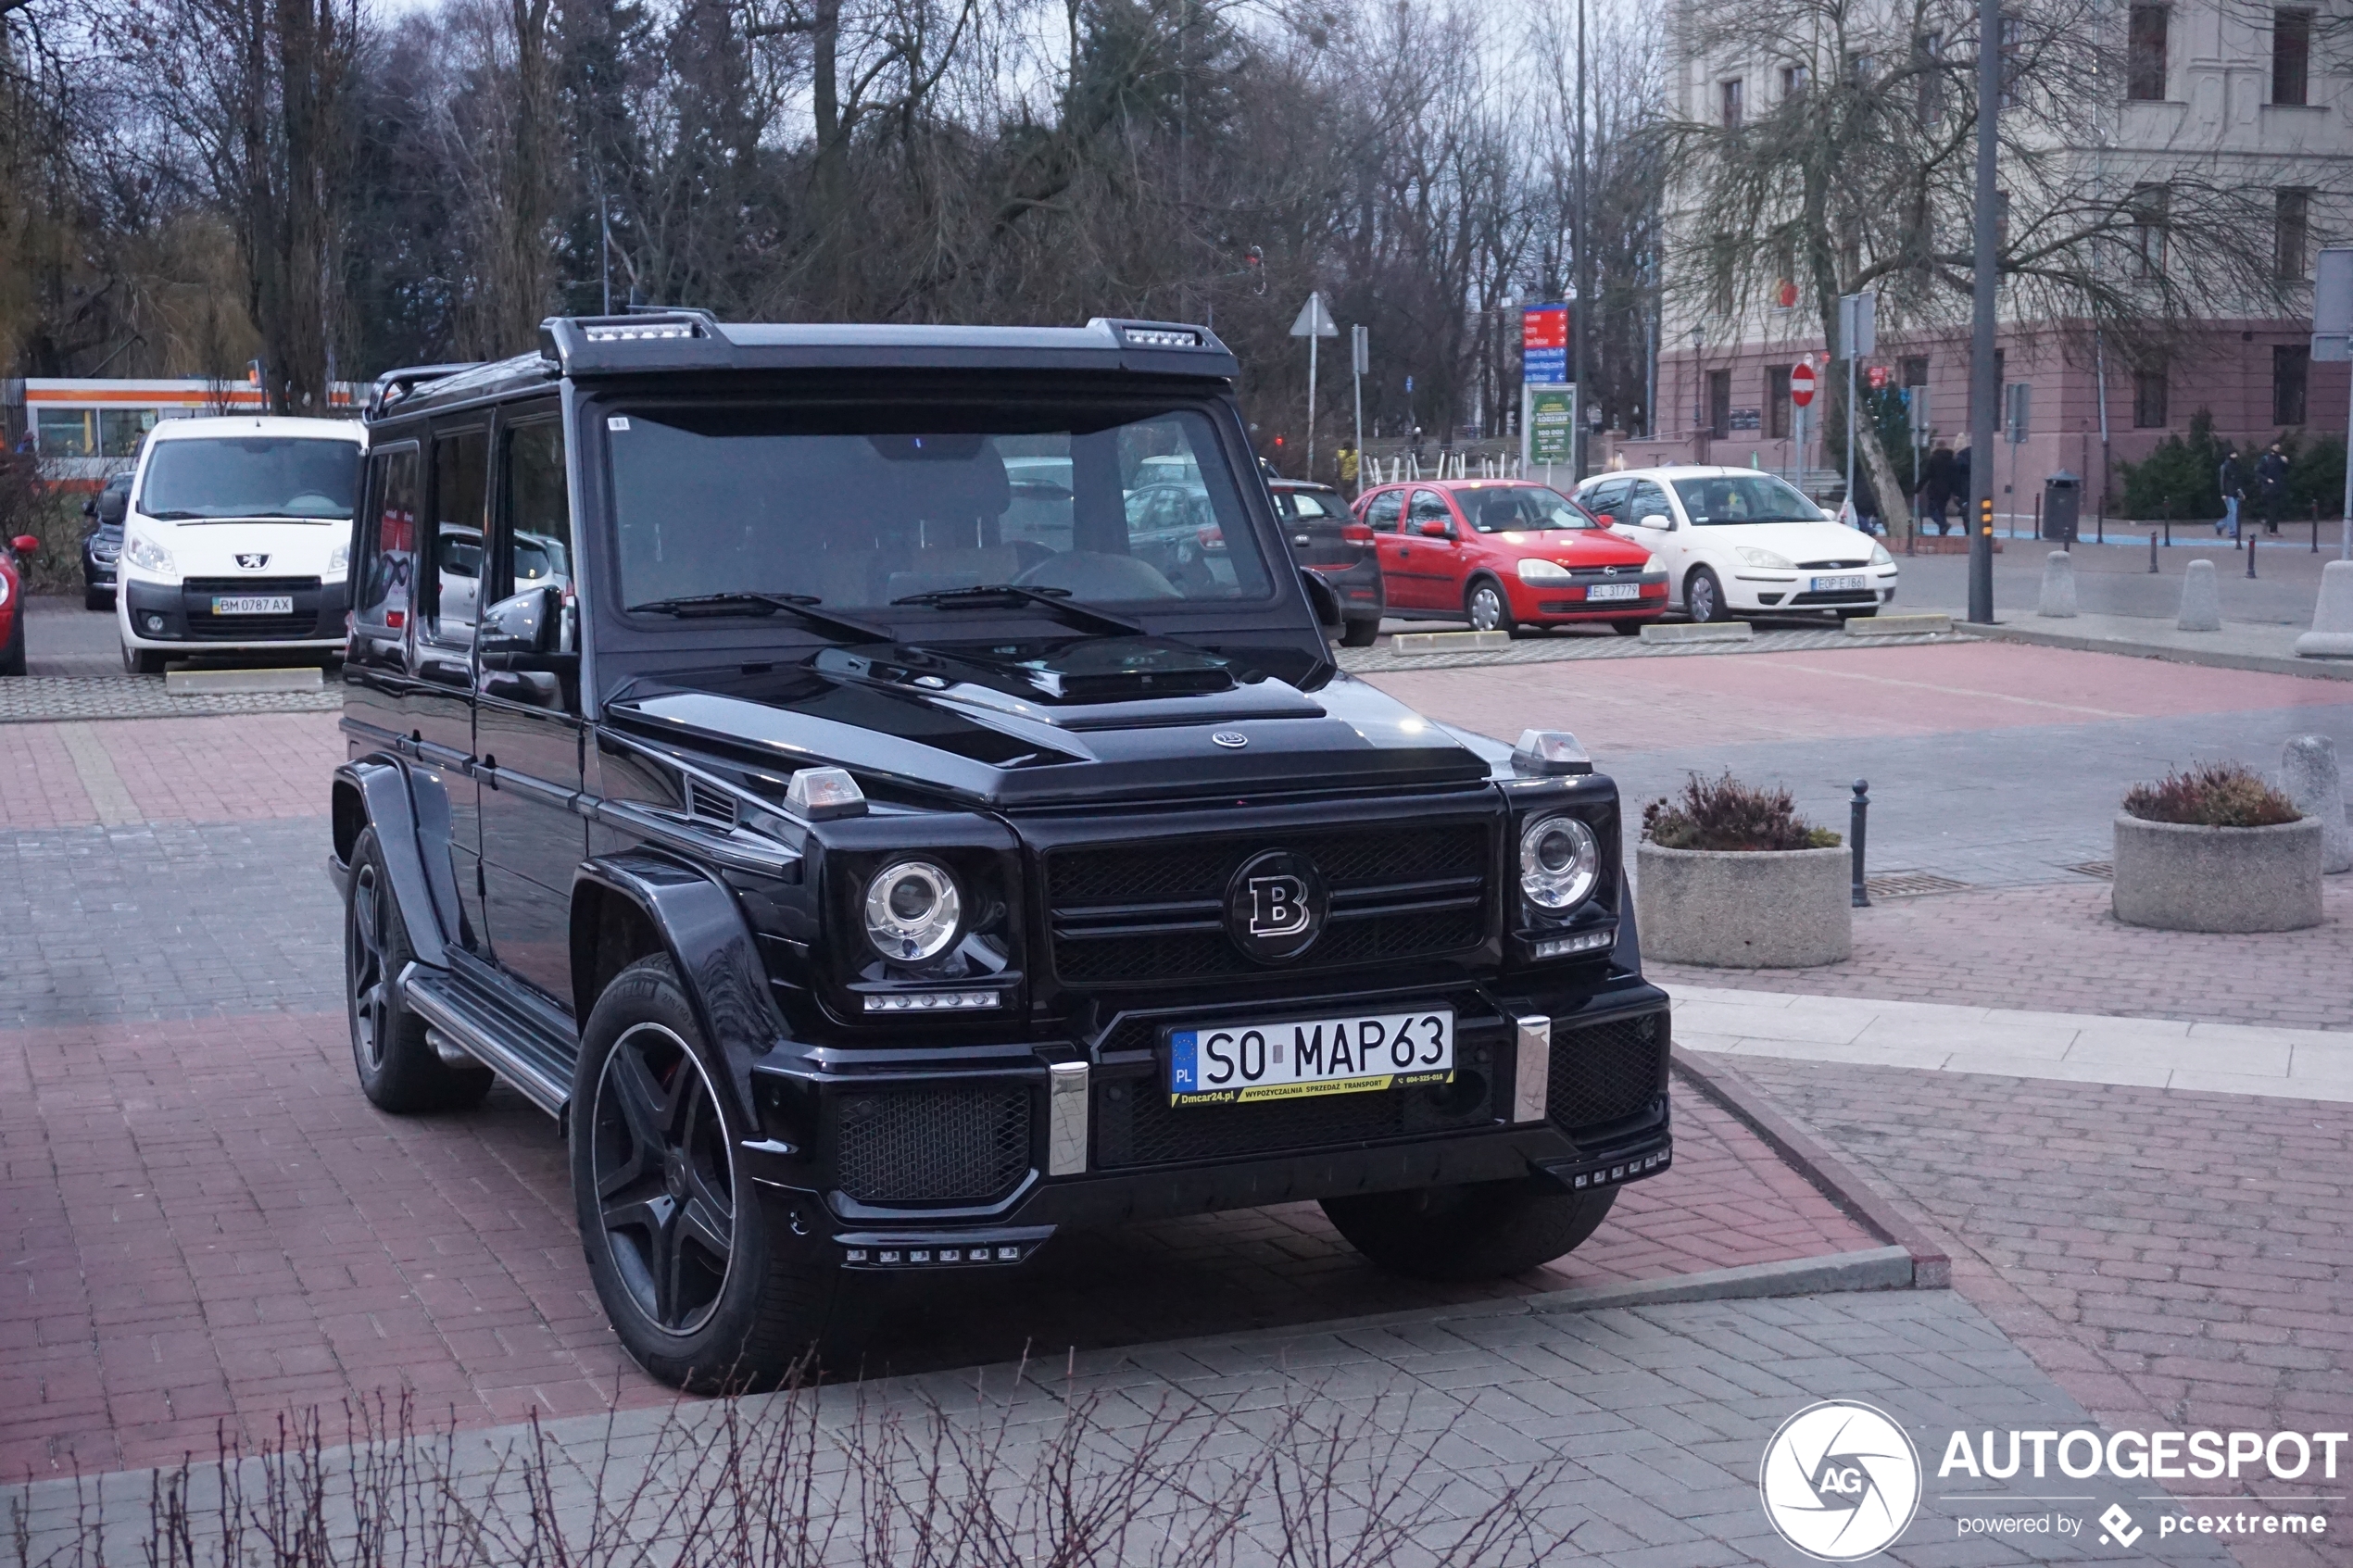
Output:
[
  {"xmin": 331, "ymin": 313, "xmax": 1672, "ymax": 1390},
  {"xmin": 82, "ymin": 472, "xmax": 132, "ymax": 610},
  {"xmin": 1272, "ymin": 479, "xmax": 1382, "ymax": 647}
]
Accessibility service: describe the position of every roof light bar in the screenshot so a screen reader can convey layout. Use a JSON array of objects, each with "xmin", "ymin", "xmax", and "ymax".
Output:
[{"xmin": 1121, "ymin": 326, "xmax": 1202, "ymax": 348}]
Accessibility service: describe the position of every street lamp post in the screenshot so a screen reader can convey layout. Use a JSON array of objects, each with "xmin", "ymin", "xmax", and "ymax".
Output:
[{"xmin": 1967, "ymin": 0, "xmax": 2000, "ymax": 622}]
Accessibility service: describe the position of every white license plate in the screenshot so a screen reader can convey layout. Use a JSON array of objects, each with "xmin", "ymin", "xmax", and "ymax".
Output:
[
  {"xmin": 1167, "ymin": 1008, "xmax": 1453, "ymax": 1105},
  {"xmin": 212, "ymin": 596, "xmax": 294, "ymax": 616},
  {"xmin": 1587, "ymin": 582, "xmax": 1642, "ymax": 602},
  {"xmin": 1810, "ymin": 574, "xmax": 1866, "ymax": 593}
]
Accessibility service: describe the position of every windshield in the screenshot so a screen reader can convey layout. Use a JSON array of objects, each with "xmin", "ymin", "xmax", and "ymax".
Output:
[
  {"xmin": 139, "ymin": 436, "xmax": 359, "ymax": 521},
  {"xmin": 1669, "ymin": 474, "xmax": 1828, "ymax": 526},
  {"xmin": 1459, "ymin": 485, "xmax": 1599, "ymax": 533},
  {"xmin": 605, "ymin": 403, "xmax": 1276, "ymax": 612}
]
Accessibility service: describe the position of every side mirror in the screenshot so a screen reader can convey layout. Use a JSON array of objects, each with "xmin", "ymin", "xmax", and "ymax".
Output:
[
  {"xmin": 477, "ymin": 583, "xmax": 565, "ymax": 662},
  {"xmin": 1416, "ymin": 519, "xmax": 1451, "ymax": 538},
  {"xmin": 1299, "ymin": 567, "xmax": 1344, "ymax": 632},
  {"xmin": 1595, "ymin": 513, "xmax": 1617, "ymax": 527}
]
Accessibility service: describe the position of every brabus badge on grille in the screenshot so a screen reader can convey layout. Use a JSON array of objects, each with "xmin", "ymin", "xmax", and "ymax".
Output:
[
  {"xmin": 1211, "ymin": 731, "xmax": 1248, "ymax": 748},
  {"xmin": 1224, "ymin": 849, "xmax": 1328, "ymax": 963},
  {"xmin": 236, "ymin": 553, "xmax": 270, "ymax": 570}
]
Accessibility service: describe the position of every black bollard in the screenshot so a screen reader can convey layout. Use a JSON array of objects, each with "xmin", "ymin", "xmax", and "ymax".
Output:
[
  {"xmin": 2247, "ymin": 530, "xmax": 2257, "ymax": 579},
  {"xmin": 2149, "ymin": 528, "xmax": 2158, "ymax": 573},
  {"xmin": 1850, "ymin": 780, "xmax": 1870, "ymax": 909},
  {"xmin": 2316, "ymin": 501, "xmax": 2322, "ymax": 553}
]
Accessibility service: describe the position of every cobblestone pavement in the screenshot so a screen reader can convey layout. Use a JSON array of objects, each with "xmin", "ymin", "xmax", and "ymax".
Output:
[
  {"xmin": 0, "ymin": 676, "xmax": 343, "ymax": 723},
  {"xmin": 1649, "ymin": 879, "xmax": 2353, "ymax": 1035},
  {"xmin": 0, "ymin": 1289, "xmax": 2261, "ymax": 1568},
  {"xmin": 0, "ymin": 1006, "xmax": 1872, "ymax": 1477},
  {"xmin": 1723, "ymin": 1057, "xmax": 2352, "ymax": 1567}
]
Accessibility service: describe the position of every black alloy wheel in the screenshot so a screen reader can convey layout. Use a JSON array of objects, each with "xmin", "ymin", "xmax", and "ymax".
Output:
[
  {"xmin": 589, "ymin": 1021, "xmax": 737, "ymax": 1337},
  {"xmin": 1685, "ymin": 566, "xmax": 1729, "ymax": 624},
  {"xmin": 571, "ymin": 956, "xmax": 844, "ymax": 1389},
  {"xmin": 345, "ymin": 827, "xmax": 493, "ymax": 1112}
]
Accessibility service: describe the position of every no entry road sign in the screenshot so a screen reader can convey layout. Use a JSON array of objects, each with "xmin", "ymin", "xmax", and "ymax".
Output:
[{"xmin": 1790, "ymin": 362, "xmax": 1817, "ymax": 408}]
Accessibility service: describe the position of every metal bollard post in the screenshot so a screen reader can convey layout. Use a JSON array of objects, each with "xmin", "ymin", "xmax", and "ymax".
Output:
[
  {"xmin": 2149, "ymin": 528, "xmax": 2158, "ymax": 573},
  {"xmin": 2316, "ymin": 501, "xmax": 2322, "ymax": 553},
  {"xmin": 2247, "ymin": 530, "xmax": 2257, "ymax": 579},
  {"xmin": 1850, "ymin": 780, "xmax": 1870, "ymax": 908}
]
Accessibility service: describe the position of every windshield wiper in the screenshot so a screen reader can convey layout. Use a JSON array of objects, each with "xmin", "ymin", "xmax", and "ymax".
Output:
[
  {"xmin": 889, "ymin": 583, "xmax": 1147, "ymax": 636},
  {"xmin": 627, "ymin": 592, "xmax": 891, "ymax": 644}
]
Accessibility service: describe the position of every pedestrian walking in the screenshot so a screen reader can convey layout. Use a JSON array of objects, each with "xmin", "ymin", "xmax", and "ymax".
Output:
[
  {"xmin": 1921, "ymin": 440, "xmax": 1957, "ymax": 534},
  {"xmin": 2256, "ymin": 443, "xmax": 2288, "ymax": 535},
  {"xmin": 1338, "ymin": 444, "xmax": 1358, "ymax": 490},
  {"xmin": 2218, "ymin": 446, "xmax": 2245, "ymax": 538}
]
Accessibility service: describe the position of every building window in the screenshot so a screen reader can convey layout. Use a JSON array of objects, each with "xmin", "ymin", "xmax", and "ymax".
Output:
[
  {"xmin": 2130, "ymin": 183, "xmax": 2168, "ymax": 277},
  {"xmin": 2128, "ymin": 5, "xmax": 2168, "ymax": 101},
  {"xmin": 1720, "ymin": 78, "xmax": 1745, "ymax": 127},
  {"xmin": 1780, "ymin": 64, "xmax": 1808, "ymax": 99},
  {"xmin": 2277, "ymin": 189, "xmax": 2310, "ymax": 279},
  {"xmin": 1916, "ymin": 31, "xmax": 1944, "ymax": 124},
  {"xmin": 1708, "ymin": 370, "xmax": 1732, "ymax": 438},
  {"xmin": 1767, "ymin": 367, "xmax": 1793, "ymax": 438},
  {"xmin": 1999, "ymin": 16, "xmax": 2024, "ymax": 107},
  {"xmin": 2272, "ymin": 8, "xmax": 2311, "ymax": 106},
  {"xmin": 2275, "ymin": 345, "xmax": 2309, "ymax": 425},
  {"xmin": 2133, "ymin": 361, "xmax": 2169, "ymax": 429}
]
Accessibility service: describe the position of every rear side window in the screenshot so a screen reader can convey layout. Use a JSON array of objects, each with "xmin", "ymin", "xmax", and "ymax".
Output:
[
  {"xmin": 1289, "ymin": 491, "xmax": 1341, "ymax": 520},
  {"xmin": 428, "ymin": 429, "xmax": 488, "ymax": 641},
  {"xmin": 499, "ymin": 420, "xmax": 572, "ymax": 599},
  {"xmin": 359, "ymin": 445, "xmax": 419, "ymax": 631},
  {"xmin": 1364, "ymin": 491, "xmax": 1403, "ymax": 533}
]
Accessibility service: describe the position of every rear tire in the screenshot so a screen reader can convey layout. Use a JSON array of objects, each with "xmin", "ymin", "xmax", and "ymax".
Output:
[
  {"xmin": 1324, "ymin": 1179, "xmax": 1617, "ymax": 1283},
  {"xmin": 1465, "ymin": 579, "xmax": 1516, "ymax": 635},
  {"xmin": 345, "ymin": 827, "xmax": 494, "ymax": 1113},
  {"xmin": 0, "ymin": 616, "xmax": 23, "ymax": 677},
  {"xmin": 1685, "ymin": 566, "xmax": 1730, "ymax": 624},
  {"xmin": 1838, "ymin": 608, "xmax": 1877, "ymax": 621},
  {"xmin": 1339, "ymin": 615, "xmax": 1380, "ymax": 648},
  {"xmin": 573, "ymin": 956, "xmax": 847, "ymax": 1392}
]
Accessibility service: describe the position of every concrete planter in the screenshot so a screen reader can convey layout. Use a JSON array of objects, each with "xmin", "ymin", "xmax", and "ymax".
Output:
[
  {"xmin": 2110, "ymin": 814, "xmax": 2322, "ymax": 933},
  {"xmin": 1635, "ymin": 843, "xmax": 1851, "ymax": 968}
]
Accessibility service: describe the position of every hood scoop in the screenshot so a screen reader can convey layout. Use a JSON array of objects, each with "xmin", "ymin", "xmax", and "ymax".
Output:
[{"xmin": 816, "ymin": 638, "xmax": 1326, "ymax": 732}]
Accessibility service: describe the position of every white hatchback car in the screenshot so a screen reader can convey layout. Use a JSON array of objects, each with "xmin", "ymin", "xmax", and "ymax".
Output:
[
  {"xmin": 116, "ymin": 416, "xmax": 363, "ymax": 672},
  {"xmin": 1573, "ymin": 466, "xmax": 1897, "ymax": 623}
]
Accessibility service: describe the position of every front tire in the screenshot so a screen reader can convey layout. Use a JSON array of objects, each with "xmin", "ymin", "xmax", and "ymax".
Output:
[
  {"xmin": 85, "ymin": 586, "xmax": 111, "ymax": 612},
  {"xmin": 120, "ymin": 639, "xmax": 166, "ymax": 675},
  {"xmin": 1466, "ymin": 579, "xmax": 1516, "ymax": 635},
  {"xmin": 1323, "ymin": 1178, "xmax": 1617, "ymax": 1283},
  {"xmin": 1685, "ymin": 566, "xmax": 1730, "ymax": 623},
  {"xmin": 1838, "ymin": 608, "xmax": 1877, "ymax": 621},
  {"xmin": 345, "ymin": 828, "xmax": 494, "ymax": 1112},
  {"xmin": 573, "ymin": 957, "xmax": 844, "ymax": 1391},
  {"xmin": 1610, "ymin": 619, "xmax": 1644, "ymax": 636}
]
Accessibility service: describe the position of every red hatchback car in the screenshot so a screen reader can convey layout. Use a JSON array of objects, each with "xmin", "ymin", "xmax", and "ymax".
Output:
[{"xmin": 1354, "ymin": 479, "xmax": 1666, "ymax": 634}]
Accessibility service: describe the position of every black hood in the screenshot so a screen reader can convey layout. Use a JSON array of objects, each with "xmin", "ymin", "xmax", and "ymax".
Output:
[{"xmin": 600, "ymin": 636, "xmax": 1497, "ymax": 808}]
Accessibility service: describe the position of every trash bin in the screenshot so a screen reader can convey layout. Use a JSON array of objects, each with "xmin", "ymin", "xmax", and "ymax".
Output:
[{"xmin": 2043, "ymin": 470, "xmax": 2081, "ymax": 542}]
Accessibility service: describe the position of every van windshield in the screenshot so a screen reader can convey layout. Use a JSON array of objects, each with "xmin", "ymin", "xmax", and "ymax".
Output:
[
  {"xmin": 604, "ymin": 402, "xmax": 1276, "ymax": 612},
  {"xmin": 140, "ymin": 437, "xmax": 359, "ymax": 521}
]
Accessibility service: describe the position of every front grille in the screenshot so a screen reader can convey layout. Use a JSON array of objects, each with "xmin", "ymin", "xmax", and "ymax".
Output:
[
  {"xmin": 1790, "ymin": 589, "xmax": 1878, "ymax": 606},
  {"xmin": 179, "ymin": 576, "xmax": 330, "ymax": 640},
  {"xmin": 1096, "ymin": 1071, "xmax": 1497, "ymax": 1168},
  {"xmin": 181, "ymin": 613, "xmax": 321, "ymax": 639},
  {"xmin": 832, "ymin": 1085, "xmax": 1031, "ymax": 1204},
  {"xmin": 1796, "ymin": 558, "xmax": 1870, "ymax": 570},
  {"xmin": 182, "ymin": 575, "xmax": 323, "ymax": 594},
  {"xmin": 1548, "ymin": 1012, "xmax": 1667, "ymax": 1130},
  {"xmin": 1047, "ymin": 822, "xmax": 1491, "ymax": 986}
]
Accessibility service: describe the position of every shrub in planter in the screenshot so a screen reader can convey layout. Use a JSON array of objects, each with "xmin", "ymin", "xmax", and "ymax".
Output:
[
  {"xmin": 1637, "ymin": 773, "xmax": 1851, "ymax": 967},
  {"xmin": 2113, "ymin": 762, "xmax": 2321, "ymax": 932}
]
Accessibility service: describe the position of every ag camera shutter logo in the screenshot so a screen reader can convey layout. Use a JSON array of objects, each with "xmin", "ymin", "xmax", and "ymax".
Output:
[{"xmin": 1759, "ymin": 1400, "xmax": 1922, "ymax": 1561}]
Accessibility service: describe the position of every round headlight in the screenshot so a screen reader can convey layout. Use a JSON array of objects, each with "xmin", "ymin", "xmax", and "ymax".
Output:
[
  {"xmin": 863, "ymin": 859, "xmax": 963, "ymax": 962},
  {"xmin": 1519, "ymin": 815, "xmax": 1599, "ymax": 911}
]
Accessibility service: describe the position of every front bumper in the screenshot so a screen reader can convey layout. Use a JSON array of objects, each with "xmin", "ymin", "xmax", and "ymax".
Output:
[
  {"xmin": 1515, "ymin": 578, "xmax": 1668, "ymax": 622},
  {"xmin": 122, "ymin": 574, "xmax": 349, "ymax": 648},
  {"xmin": 736, "ymin": 972, "xmax": 1673, "ymax": 1270},
  {"xmin": 1730, "ymin": 569, "xmax": 1900, "ymax": 611}
]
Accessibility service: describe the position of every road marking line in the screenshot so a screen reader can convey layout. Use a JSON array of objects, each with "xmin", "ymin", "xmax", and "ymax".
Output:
[{"xmin": 57, "ymin": 722, "xmax": 142, "ymax": 825}]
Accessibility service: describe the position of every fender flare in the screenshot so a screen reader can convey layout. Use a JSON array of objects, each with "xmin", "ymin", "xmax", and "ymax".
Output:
[
  {"xmin": 571, "ymin": 853, "xmax": 789, "ymax": 1121},
  {"xmin": 330, "ymin": 758, "xmax": 460, "ymax": 967}
]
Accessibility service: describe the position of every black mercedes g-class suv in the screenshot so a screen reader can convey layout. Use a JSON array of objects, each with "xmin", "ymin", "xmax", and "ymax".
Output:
[{"xmin": 328, "ymin": 312, "xmax": 1671, "ymax": 1389}]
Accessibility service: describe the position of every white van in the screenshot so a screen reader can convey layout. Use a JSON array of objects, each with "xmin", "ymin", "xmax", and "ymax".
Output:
[{"xmin": 115, "ymin": 416, "xmax": 364, "ymax": 672}]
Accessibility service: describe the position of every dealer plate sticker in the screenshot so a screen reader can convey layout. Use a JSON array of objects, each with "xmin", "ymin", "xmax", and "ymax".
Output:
[
  {"xmin": 212, "ymin": 596, "xmax": 294, "ymax": 615},
  {"xmin": 1167, "ymin": 1009, "xmax": 1453, "ymax": 1106},
  {"xmin": 1587, "ymin": 582, "xmax": 1642, "ymax": 601},
  {"xmin": 1810, "ymin": 574, "xmax": 1866, "ymax": 593}
]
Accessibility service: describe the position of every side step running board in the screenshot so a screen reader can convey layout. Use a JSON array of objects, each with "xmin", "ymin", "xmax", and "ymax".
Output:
[{"xmin": 399, "ymin": 961, "xmax": 575, "ymax": 1116}]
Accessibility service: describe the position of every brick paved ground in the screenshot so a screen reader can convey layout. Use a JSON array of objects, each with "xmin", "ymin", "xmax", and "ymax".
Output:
[
  {"xmin": 1725, "ymin": 1057, "xmax": 2352, "ymax": 1567},
  {"xmin": 1650, "ymin": 878, "xmax": 2353, "ymax": 1035},
  {"xmin": 0, "ymin": 1006, "xmax": 1872, "ymax": 1477},
  {"xmin": 0, "ymin": 714, "xmax": 339, "ymax": 828},
  {"xmin": 0, "ymin": 1291, "xmax": 2248, "ymax": 1568}
]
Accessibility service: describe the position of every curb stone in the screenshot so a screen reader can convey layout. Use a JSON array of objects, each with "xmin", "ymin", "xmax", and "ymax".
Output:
[{"xmin": 1671, "ymin": 1048, "xmax": 1957, "ymax": 1288}]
